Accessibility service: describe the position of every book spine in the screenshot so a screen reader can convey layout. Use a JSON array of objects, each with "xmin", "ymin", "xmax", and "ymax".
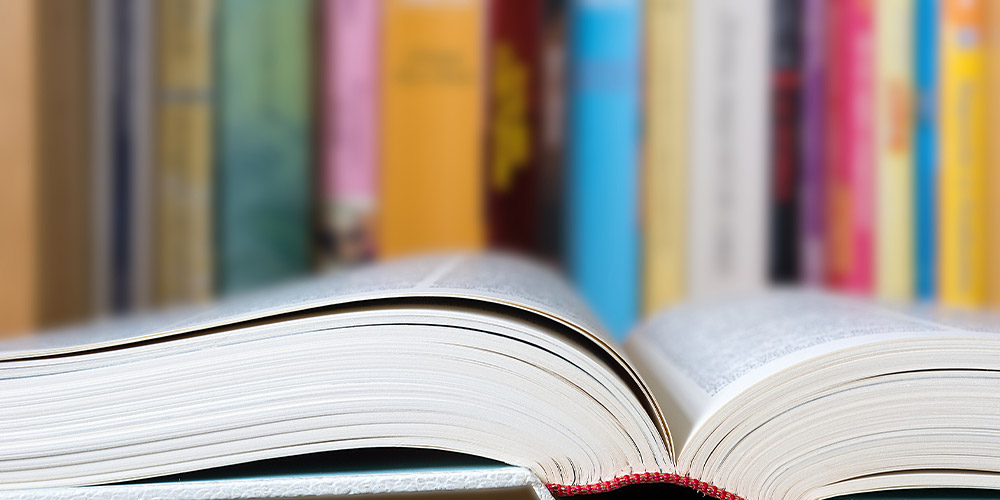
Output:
[
  {"xmin": 537, "ymin": 0, "xmax": 568, "ymax": 264},
  {"xmin": 129, "ymin": 0, "xmax": 156, "ymax": 312},
  {"xmin": 378, "ymin": 0, "xmax": 486, "ymax": 257},
  {"xmin": 102, "ymin": 0, "xmax": 155, "ymax": 312},
  {"xmin": 485, "ymin": 0, "xmax": 543, "ymax": 254},
  {"xmin": 800, "ymin": 0, "xmax": 826, "ymax": 286},
  {"xmin": 36, "ymin": 0, "xmax": 94, "ymax": 325},
  {"xmin": 825, "ymin": 0, "xmax": 874, "ymax": 293},
  {"xmin": 939, "ymin": 0, "xmax": 988, "ymax": 308},
  {"xmin": 321, "ymin": 0, "xmax": 379, "ymax": 267},
  {"xmin": 987, "ymin": 0, "xmax": 1000, "ymax": 308},
  {"xmin": 154, "ymin": 0, "xmax": 215, "ymax": 305},
  {"xmin": 688, "ymin": 0, "xmax": 770, "ymax": 299},
  {"xmin": 567, "ymin": 0, "xmax": 641, "ymax": 338},
  {"xmin": 769, "ymin": 0, "xmax": 802, "ymax": 283},
  {"xmin": 91, "ymin": 0, "xmax": 114, "ymax": 316},
  {"xmin": 216, "ymin": 0, "xmax": 314, "ymax": 294},
  {"xmin": 0, "ymin": 0, "xmax": 40, "ymax": 336},
  {"xmin": 642, "ymin": 0, "xmax": 689, "ymax": 313},
  {"xmin": 914, "ymin": 0, "xmax": 939, "ymax": 300},
  {"xmin": 875, "ymin": 0, "xmax": 915, "ymax": 301}
]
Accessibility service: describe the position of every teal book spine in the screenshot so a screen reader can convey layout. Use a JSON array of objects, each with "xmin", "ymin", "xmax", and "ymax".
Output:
[
  {"xmin": 913, "ymin": 0, "xmax": 938, "ymax": 300},
  {"xmin": 216, "ymin": 0, "xmax": 314, "ymax": 294},
  {"xmin": 567, "ymin": 0, "xmax": 641, "ymax": 339}
]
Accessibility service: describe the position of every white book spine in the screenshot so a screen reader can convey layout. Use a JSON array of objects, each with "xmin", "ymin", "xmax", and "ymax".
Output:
[{"xmin": 687, "ymin": 0, "xmax": 771, "ymax": 299}]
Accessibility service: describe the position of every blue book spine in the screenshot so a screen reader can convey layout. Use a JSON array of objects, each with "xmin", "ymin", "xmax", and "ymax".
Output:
[
  {"xmin": 914, "ymin": 0, "xmax": 938, "ymax": 300},
  {"xmin": 567, "ymin": 0, "xmax": 641, "ymax": 339}
]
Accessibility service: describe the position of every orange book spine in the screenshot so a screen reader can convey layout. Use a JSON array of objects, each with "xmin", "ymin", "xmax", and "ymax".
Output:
[
  {"xmin": 0, "ymin": 0, "xmax": 40, "ymax": 337},
  {"xmin": 378, "ymin": 0, "xmax": 486, "ymax": 256}
]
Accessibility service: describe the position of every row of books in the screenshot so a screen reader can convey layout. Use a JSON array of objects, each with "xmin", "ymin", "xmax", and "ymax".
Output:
[{"xmin": 2, "ymin": 0, "xmax": 999, "ymax": 340}]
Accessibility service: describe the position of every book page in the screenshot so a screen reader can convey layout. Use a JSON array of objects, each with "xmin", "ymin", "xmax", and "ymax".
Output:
[
  {"xmin": 624, "ymin": 290, "xmax": 970, "ymax": 448},
  {"xmin": 0, "ymin": 253, "xmax": 610, "ymax": 359}
]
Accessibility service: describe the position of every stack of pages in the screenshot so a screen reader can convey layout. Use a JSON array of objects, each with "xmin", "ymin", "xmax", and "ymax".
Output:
[{"xmin": 2, "ymin": 254, "xmax": 1000, "ymax": 500}]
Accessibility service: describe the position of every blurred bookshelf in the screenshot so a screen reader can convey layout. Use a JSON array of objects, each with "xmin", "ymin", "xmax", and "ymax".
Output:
[{"xmin": 2, "ymin": 0, "xmax": 1000, "ymax": 343}]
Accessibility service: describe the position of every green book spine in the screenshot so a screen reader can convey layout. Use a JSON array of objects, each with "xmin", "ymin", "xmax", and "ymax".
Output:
[{"xmin": 215, "ymin": 0, "xmax": 313, "ymax": 294}]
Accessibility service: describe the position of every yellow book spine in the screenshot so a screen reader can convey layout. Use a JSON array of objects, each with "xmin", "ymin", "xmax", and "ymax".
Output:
[
  {"xmin": 379, "ymin": 0, "xmax": 486, "ymax": 257},
  {"xmin": 986, "ymin": 0, "xmax": 1000, "ymax": 308},
  {"xmin": 875, "ymin": 0, "xmax": 914, "ymax": 301},
  {"xmin": 155, "ymin": 0, "xmax": 215, "ymax": 304},
  {"xmin": 642, "ymin": 0, "xmax": 689, "ymax": 314},
  {"xmin": 940, "ymin": 0, "xmax": 988, "ymax": 308}
]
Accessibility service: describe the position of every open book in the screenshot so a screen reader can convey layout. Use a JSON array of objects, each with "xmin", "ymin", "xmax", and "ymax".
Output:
[{"xmin": 3, "ymin": 254, "xmax": 999, "ymax": 500}]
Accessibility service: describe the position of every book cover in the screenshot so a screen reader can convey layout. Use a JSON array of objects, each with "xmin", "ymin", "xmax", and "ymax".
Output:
[
  {"xmin": 567, "ymin": 0, "xmax": 641, "ymax": 338},
  {"xmin": 321, "ymin": 0, "xmax": 379, "ymax": 267},
  {"xmin": 642, "ymin": 0, "xmax": 689, "ymax": 313},
  {"xmin": 875, "ymin": 0, "xmax": 915, "ymax": 301},
  {"xmin": 0, "ymin": 0, "xmax": 39, "ymax": 336},
  {"xmin": 378, "ymin": 0, "xmax": 486, "ymax": 257},
  {"xmin": 801, "ymin": 0, "xmax": 826, "ymax": 286},
  {"xmin": 36, "ymin": 0, "xmax": 94, "ymax": 326},
  {"xmin": 825, "ymin": 0, "xmax": 874, "ymax": 293},
  {"xmin": 987, "ymin": 0, "xmax": 1000, "ymax": 308},
  {"xmin": 769, "ymin": 0, "xmax": 803, "ymax": 284},
  {"xmin": 216, "ymin": 0, "xmax": 314, "ymax": 294},
  {"xmin": 155, "ymin": 0, "xmax": 215, "ymax": 305},
  {"xmin": 485, "ymin": 0, "xmax": 543, "ymax": 255},
  {"xmin": 914, "ymin": 0, "xmax": 939, "ymax": 300},
  {"xmin": 688, "ymin": 0, "xmax": 770, "ymax": 300},
  {"xmin": 939, "ymin": 0, "xmax": 988, "ymax": 308}
]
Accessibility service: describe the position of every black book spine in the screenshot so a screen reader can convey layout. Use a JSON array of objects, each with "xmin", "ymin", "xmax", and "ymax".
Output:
[{"xmin": 769, "ymin": 0, "xmax": 804, "ymax": 283}]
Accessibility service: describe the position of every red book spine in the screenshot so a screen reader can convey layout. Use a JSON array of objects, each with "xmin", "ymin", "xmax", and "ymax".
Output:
[
  {"xmin": 825, "ymin": 0, "xmax": 847, "ymax": 287},
  {"xmin": 484, "ymin": 0, "xmax": 543, "ymax": 253},
  {"xmin": 824, "ymin": 0, "xmax": 875, "ymax": 291}
]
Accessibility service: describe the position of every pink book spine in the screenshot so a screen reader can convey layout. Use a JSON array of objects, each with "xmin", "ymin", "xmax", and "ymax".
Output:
[
  {"xmin": 322, "ymin": 0, "xmax": 379, "ymax": 262},
  {"xmin": 842, "ymin": 0, "xmax": 875, "ymax": 292}
]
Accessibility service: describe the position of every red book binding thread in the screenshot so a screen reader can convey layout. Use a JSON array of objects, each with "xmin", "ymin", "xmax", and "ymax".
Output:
[{"xmin": 546, "ymin": 472, "xmax": 745, "ymax": 500}]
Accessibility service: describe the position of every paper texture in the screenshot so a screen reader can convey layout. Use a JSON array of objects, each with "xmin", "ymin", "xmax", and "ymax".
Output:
[
  {"xmin": 0, "ymin": 254, "xmax": 608, "ymax": 360},
  {"xmin": 626, "ymin": 291, "xmax": 970, "ymax": 443}
]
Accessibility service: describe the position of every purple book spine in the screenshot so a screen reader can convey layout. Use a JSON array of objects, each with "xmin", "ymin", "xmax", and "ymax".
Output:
[{"xmin": 800, "ymin": 0, "xmax": 826, "ymax": 285}]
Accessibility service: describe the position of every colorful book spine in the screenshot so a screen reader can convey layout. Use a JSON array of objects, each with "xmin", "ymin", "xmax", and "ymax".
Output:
[
  {"xmin": 769, "ymin": 0, "xmax": 803, "ymax": 283},
  {"xmin": 987, "ymin": 0, "xmax": 1000, "ymax": 308},
  {"xmin": 875, "ymin": 0, "xmax": 915, "ymax": 301},
  {"xmin": 688, "ymin": 0, "xmax": 770, "ymax": 299},
  {"xmin": 914, "ymin": 0, "xmax": 939, "ymax": 300},
  {"xmin": 485, "ymin": 0, "xmax": 543, "ymax": 254},
  {"xmin": 378, "ymin": 0, "xmax": 486, "ymax": 257},
  {"xmin": 825, "ymin": 0, "xmax": 874, "ymax": 293},
  {"xmin": 538, "ymin": 0, "xmax": 568, "ymax": 265},
  {"xmin": 801, "ymin": 0, "xmax": 826, "ymax": 286},
  {"xmin": 642, "ymin": 0, "xmax": 689, "ymax": 313},
  {"xmin": 321, "ymin": 0, "xmax": 379, "ymax": 267},
  {"xmin": 216, "ymin": 0, "xmax": 314, "ymax": 294},
  {"xmin": 0, "ymin": 0, "xmax": 39, "ymax": 336},
  {"xmin": 939, "ymin": 0, "xmax": 988, "ymax": 308},
  {"xmin": 568, "ymin": 0, "xmax": 641, "ymax": 338},
  {"xmin": 155, "ymin": 0, "xmax": 214, "ymax": 305}
]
